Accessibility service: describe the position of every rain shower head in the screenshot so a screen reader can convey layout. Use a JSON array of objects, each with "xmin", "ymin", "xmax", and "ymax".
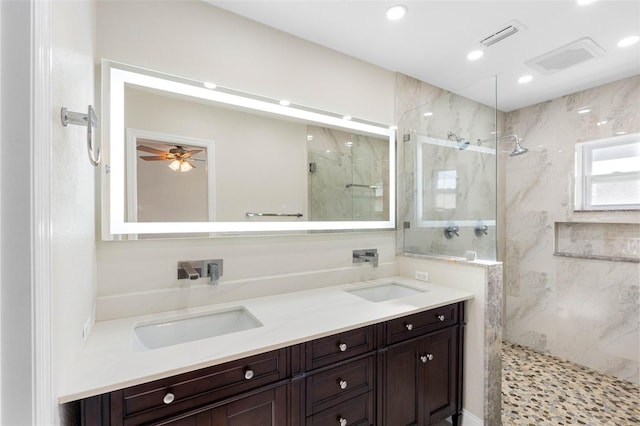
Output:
[
  {"xmin": 447, "ymin": 131, "xmax": 471, "ymax": 150},
  {"xmin": 510, "ymin": 138, "xmax": 529, "ymax": 156}
]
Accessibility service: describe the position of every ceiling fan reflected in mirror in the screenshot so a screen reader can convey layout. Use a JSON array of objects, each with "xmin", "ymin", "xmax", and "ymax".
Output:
[{"xmin": 137, "ymin": 142, "xmax": 204, "ymax": 172}]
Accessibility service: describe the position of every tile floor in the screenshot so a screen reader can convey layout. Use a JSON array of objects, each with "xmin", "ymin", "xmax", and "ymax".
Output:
[
  {"xmin": 435, "ymin": 342, "xmax": 639, "ymax": 426},
  {"xmin": 501, "ymin": 342, "xmax": 639, "ymax": 425}
]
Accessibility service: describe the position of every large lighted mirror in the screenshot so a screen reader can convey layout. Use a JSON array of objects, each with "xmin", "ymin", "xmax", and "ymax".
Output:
[{"xmin": 101, "ymin": 61, "xmax": 396, "ymax": 239}]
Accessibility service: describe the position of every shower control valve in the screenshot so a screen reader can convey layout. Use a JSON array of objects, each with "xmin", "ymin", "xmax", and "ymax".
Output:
[
  {"xmin": 444, "ymin": 226, "xmax": 460, "ymax": 239},
  {"xmin": 475, "ymin": 225, "xmax": 489, "ymax": 236}
]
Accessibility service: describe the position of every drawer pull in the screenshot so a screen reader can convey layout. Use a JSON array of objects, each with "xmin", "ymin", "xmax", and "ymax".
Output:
[
  {"xmin": 338, "ymin": 379, "xmax": 348, "ymax": 390},
  {"xmin": 437, "ymin": 314, "xmax": 445, "ymax": 321},
  {"xmin": 244, "ymin": 368, "xmax": 254, "ymax": 380},
  {"xmin": 405, "ymin": 323, "xmax": 414, "ymax": 331},
  {"xmin": 338, "ymin": 342, "xmax": 348, "ymax": 352},
  {"xmin": 338, "ymin": 417, "xmax": 348, "ymax": 426},
  {"xmin": 163, "ymin": 392, "xmax": 175, "ymax": 405},
  {"xmin": 420, "ymin": 354, "xmax": 434, "ymax": 363}
]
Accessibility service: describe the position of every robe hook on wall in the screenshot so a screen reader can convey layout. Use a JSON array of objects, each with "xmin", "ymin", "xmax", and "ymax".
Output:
[{"xmin": 61, "ymin": 105, "xmax": 101, "ymax": 167}]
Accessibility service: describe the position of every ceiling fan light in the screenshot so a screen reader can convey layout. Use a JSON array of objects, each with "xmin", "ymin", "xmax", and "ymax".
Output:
[
  {"xmin": 168, "ymin": 160, "xmax": 181, "ymax": 171},
  {"xmin": 179, "ymin": 161, "xmax": 193, "ymax": 172}
]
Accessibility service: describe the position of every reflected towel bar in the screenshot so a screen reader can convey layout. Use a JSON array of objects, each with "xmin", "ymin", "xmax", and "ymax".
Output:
[
  {"xmin": 346, "ymin": 184, "xmax": 380, "ymax": 189},
  {"xmin": 246, "ymin": 212, "xmax": 303, "ymax": 218}
]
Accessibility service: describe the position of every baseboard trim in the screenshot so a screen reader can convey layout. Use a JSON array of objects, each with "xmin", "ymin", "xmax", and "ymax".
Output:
[{"xmin": 460, "ymin": 409, "xmax": 484, "ymax": 426}]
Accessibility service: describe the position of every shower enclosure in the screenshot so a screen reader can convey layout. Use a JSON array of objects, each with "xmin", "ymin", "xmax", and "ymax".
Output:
[
  {"xmin": 400, "ymin": 76, "xmax": 499, "ymax": 261},
  {"xmin": 307, "ymin": 125, "xmax": 390, "ymax": 221}
]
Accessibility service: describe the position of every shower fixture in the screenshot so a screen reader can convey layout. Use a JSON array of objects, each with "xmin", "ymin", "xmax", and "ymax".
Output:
[
  {"xmin": 477, "ymin": 134, "xmax": 529, "ymax": 156},
  {"xmin": 447, "ymin": 131, "xmax": 471, "ymax": 150}
]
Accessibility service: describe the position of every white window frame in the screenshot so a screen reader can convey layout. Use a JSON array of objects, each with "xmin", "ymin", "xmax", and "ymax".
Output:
[{"xmin": 575, "ymin": 133, "xmax": 640, "ymax": 211}]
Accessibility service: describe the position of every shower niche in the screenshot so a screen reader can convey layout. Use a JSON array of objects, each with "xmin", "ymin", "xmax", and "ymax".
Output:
[{"xmin": 399, "ymin": 75, "xmax": 500, "ymax": 261}]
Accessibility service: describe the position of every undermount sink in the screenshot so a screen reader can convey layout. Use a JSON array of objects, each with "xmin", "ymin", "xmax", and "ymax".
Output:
[
  {"xmin": 132, "ymin": 307, "xmax": 262, "ymax": 351},
  {"xmin": 346, "ymin": 282, "xmax": 427, "ymax": 303}
]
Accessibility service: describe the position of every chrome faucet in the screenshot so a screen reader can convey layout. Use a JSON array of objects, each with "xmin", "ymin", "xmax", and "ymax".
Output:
[
  {"xmin": 178, "ymin": 259, "xmax": 224, "ymax": 284},
  {"xmin": 353, "ymin": 249, "xmax": 379, "ymax": 267}
]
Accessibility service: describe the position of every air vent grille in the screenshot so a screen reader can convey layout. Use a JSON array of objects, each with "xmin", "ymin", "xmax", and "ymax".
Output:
[
  {"xmin": 480, "ymin": 20, "xmax": 525, "ymax": 47},
  {"xmin": 525, "ymin": 37, "xmax": 606, "ymax": 74}
]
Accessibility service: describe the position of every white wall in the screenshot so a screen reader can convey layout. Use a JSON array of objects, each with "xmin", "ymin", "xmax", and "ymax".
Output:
[
  {"xmin": 95, "ymin": 1, "xmax": 397, "ymax": 305},
  {"xmin": 51, "ymin": 0, "xmax": 98, "ymax": 421}
]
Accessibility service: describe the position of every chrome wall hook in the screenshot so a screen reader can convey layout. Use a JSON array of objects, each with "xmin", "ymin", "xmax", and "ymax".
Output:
[{"xmin": 61, "ymin": 105, "xmax": 101, "ymax": 167}]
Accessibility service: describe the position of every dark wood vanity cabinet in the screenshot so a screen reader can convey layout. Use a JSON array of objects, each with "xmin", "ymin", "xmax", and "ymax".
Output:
[{"xmin": 78, "ymin": 302, "xmax": 463, "ymax": 426}]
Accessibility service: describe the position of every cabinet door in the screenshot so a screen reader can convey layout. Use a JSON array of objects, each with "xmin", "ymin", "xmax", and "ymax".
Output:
[
  {"xmin": 156, "ymin": 385, "xmax": 288, "ymax": 426},
  {"xmin": 421, "ymin": 327, "xmax": 459, "ymax": 425},
  {"xmin": 378, "ymin": 338, "xmax": 422, "ymax": 426}
]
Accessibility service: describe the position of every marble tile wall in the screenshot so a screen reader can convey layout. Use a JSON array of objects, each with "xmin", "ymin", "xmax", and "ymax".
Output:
[
  {"xmin": 503, "ymin": 75, "xmax": 640, "ymax": 384},
  {"xmin": 395, "ymin": 73, "xmax": 503, "ymax": 260}
]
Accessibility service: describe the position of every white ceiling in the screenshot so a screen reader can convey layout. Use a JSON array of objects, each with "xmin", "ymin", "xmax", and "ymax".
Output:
[{"xmin": 209, "ymin": 0, "xmax": 640, "ymax": 112}]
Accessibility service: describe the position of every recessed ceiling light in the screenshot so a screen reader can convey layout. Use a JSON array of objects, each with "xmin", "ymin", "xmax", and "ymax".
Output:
[
  {"xmin": 279, "ymin": 100, "xmax": 291, "ymax": 106},
  {"xmin": 342, "ymin": 115, "xmax": 352, "ymax": 121},
  {"xmin": 203, "ymin": 82, "xmax": 217, "ymax": 89},
  {"xmin": 386, "ymin": 5, "xmax": 407, "ymax": 21},
  {"xmin": 578, "ymin": 108, "xmax": 591, "ymax": 114},
  {"xmin": 517, "ymin": 74, "xmax": 533, "ymax": 84},
  {"xmin": 617, "ymin": 35, "xmax": 639, "ymax": 48},
  {"xmin": 423, "ymin": 112, "xmax": 433, "ymax": 117},
  {"xmin": 576, "ymin": 0, "xmax": 597, "ymax": 6},
  {"xmin": 467, "ymin": 50, "xmax": 484, "ymax": 61}
]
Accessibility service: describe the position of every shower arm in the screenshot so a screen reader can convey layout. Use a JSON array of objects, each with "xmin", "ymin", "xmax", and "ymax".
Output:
[{"xmin": 476, "ymin": 134, "xmax": 521, "ymax": 146}]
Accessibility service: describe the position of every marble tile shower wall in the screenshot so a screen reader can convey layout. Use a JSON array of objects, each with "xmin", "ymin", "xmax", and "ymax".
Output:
[
  {"xmin": 503, "ymin": 75, "xmax": 640, "ymax": 384},
  {"xmin": 395, "ymin": 73, "xmax": 503, "ymax": 260}
]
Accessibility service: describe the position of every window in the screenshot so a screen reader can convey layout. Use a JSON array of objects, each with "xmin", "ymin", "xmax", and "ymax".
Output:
[{"xmin": 575, "ymin": 133, "xmax": 640, "ymax": 210}]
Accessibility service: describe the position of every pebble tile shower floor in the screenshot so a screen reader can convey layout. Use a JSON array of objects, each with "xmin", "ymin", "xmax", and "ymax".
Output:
[{"xmin": 501, "ymin": 342, "xmax": 639, "ymax": 425}]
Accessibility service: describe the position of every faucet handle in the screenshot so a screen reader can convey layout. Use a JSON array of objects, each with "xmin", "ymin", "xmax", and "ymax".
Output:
[{"xmin": 204, "ymin": 259, "xmax": 224, "ymax": 284}]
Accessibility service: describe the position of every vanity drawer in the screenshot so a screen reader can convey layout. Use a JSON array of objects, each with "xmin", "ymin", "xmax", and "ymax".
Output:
[
  {"xmin": 305, "ymin": 326, "xmax": 375, "ymax": 370},
  {"xmin": 306, "ymin": 391, "xmax": 374, "ymax": 426},
  {"xmin": 306, "ymin": 356, "xmax": 374, "ymax": 415},
  {"xmin": 114, "ymin": 348, "xmax": 288, "ymax": 424},
  {"xmin": 386, "ymin": 303, "xmax": 459, "ymax": 345}
]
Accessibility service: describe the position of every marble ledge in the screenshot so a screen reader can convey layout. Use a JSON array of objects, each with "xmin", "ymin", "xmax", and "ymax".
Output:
[{"xmin": 553, "ymin": 251, "xmax": 640, "ymax": 264}]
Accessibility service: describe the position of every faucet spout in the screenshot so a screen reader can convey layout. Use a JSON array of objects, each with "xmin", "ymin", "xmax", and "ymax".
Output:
[{"xmin": 178, "ymin": 261, "xmax": 200, "ymax": 280}]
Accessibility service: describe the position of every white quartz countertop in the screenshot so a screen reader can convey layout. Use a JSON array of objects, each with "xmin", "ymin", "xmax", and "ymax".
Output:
[{"xmin": 58, "ymin": 276, "xmax": 473, "ymax": 403}]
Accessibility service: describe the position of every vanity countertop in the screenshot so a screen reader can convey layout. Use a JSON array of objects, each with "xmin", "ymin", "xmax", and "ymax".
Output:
[{"xmin": 58, "ymin": 276, "xmax": 473, "ymax": 403}]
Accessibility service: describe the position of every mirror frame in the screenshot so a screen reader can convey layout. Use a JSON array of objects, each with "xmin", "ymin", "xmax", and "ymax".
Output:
[{"xmin": 101, "ymin": 61, "xmax": 396, "ymax": 237}]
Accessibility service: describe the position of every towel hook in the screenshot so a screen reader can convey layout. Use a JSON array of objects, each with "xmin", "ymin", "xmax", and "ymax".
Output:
[{"xmin": 61, "ymin": 105, "xmax": 101, "ymax": 167}]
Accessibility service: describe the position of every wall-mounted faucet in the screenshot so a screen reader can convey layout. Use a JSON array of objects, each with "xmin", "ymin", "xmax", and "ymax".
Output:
[
  {"xmin": 353, "ymin": 249, "xmax": 379, "ymax": 267},
  {"xmin": 178, "ymin": 259, "xmax": 224, "ymax": 284},
  {"xmin": 444, "ymin": 226, "xmax": 460, "ymax": 239},
  {"xmin": 475, "ymin": 225, "xmax": 489, "ymax": 236}
]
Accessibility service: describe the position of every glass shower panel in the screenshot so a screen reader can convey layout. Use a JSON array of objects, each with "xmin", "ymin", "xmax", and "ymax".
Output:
[{"xmin": 401, "ymin": 76, "xmax": 498, "ymax": 260}]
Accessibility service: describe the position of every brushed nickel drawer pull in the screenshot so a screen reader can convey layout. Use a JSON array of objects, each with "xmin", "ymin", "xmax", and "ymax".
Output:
[
  {"xmin": 338, "ymin": 379, "xmax": 348, "ymax": 390},
  {"xmin": 163, "ymin": 392, "xmax": 175, "ymax": 404},
  {"xmin": 405, "ymin": 323, "xmax": 414, "ymax": 331},
  {"xmin": 244, "ymin": 368, "xmax": 254, "ymax": 380},
  {"xmin": 338, "ymin": 417, "xmax": 348, "ymax": 426},
  {"xmin": 437, "ymin": 314, "xmax": 445, "ymax": 321},
  {"xmin": 338, "ymin": 342, "xmax": 348, "ymax": 352}
]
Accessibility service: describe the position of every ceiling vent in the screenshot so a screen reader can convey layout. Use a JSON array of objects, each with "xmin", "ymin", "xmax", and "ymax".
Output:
[
  {"xmin": 480, "ymin": 20, "xmax": 525, "ymax": 47},
  {"xmin": 525, "ymin": 37, "xmax": 606, "ymax": 74}
]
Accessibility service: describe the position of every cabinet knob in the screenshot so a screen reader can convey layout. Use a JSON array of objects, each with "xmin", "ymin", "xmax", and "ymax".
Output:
[
  {"xmin": 405, "ymin": 323, "xmax": 413, "ymax": 331},
  {"xmin": 338, "ymin": 342, "xmax": 348, "ymax": 352},
  {"xmin": 338, "ymin": 417, "xmax": 348, "ymax": 426},
  {"xmin": 437, "ymin": 314, "xmax": 445, "ymax": 322},
  {"xmin": 163, "ymin": 392, "xmax": 175, "ymax": 404},
  {"xmin": 420, "ymin": 353, "xmax": 434, "ymax": 363},
  {"xmin": 338, "ymin": 379, "xmax": 348, "ymax": 390},
  {"xmin": 244, "ymin": 369, "xmax": 254, "ymax": 380}
]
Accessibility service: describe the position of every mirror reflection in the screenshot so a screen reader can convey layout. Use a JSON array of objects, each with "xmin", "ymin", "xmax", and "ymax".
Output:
[{"xmin": 103, "ymin": 62, "xmax": 396, "ymax": 238}]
